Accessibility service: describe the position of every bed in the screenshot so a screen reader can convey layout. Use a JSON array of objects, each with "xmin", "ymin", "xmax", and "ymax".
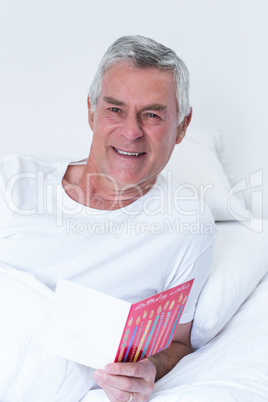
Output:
[{"xmin": 1, "ymin": 131, "xmax": 267, "ymax": 401}]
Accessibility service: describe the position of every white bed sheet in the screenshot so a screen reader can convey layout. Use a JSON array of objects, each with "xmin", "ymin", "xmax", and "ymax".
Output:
[{"xmin": 82, "ymin": 273, "xmax": 268, "ymax": 401}]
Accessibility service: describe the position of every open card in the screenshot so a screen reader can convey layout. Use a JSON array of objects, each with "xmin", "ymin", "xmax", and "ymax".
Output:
[{"xmin": 43, "ymin": 279, "xmax": 194, "ymax": 369}]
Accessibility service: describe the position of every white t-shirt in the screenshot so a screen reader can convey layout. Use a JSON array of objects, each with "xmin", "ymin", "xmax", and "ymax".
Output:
[{"xmin": 0, "ymin": 154, "xmax": 216, "ymax": 323}]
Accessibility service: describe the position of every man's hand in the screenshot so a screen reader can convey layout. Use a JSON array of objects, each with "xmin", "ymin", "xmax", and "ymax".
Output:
[
  {"xmin": 93, "ymin": 322, "xmax": 193, "ymax": 401},
  {"xmin": 93, "ymin": 358, "xmax": 156, "ymax": 402}
]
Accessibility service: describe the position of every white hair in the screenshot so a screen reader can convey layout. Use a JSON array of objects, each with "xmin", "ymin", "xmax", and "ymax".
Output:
[{"xmin": 89, "ymin": 35, "xmax": 191, "ymax": 124}]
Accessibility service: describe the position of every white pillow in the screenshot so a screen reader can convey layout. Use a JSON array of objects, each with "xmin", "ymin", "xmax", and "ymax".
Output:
[
  {"xmin": 0, "ymin": 265, "xmax": 94, "ymax": 401},
  {"xmin": 191, "ymin": 219, "xmax": 268, "ymax": 348},
  {"xmin": 162, "ymin": 130, "xmax": 249, "ymax": 221}
]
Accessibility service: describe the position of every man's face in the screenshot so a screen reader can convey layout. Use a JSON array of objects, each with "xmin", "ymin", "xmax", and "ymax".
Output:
[{"xmin": 88, "ymin": 62, "xmax": 187, "ymax": 193}]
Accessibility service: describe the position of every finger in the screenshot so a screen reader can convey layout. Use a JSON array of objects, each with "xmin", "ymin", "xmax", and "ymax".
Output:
[
  {"xmin": 94, "ymin": 371, "xmax": 135, "ymax": 401},
  {"xmin": 94, "ymin": 368, "xmax": 142, "ymax": 394},
  {"xmin": 105, "ymin": 360, "xmax": 154, "ymax": 379},
  {"xmin": 99, "ymin": 383, "xmax": 134, "ymax": 402}
]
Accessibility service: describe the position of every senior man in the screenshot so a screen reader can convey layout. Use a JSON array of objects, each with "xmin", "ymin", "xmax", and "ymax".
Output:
[{"xmin": 0, "ymin": 36, "xmax": 215, "ymax": 401}]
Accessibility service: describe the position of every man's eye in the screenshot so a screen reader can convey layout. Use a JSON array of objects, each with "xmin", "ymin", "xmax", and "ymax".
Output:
[
  {"xmin": 109, "ymin": 107, "xmax": 121, "ymax": 113},
  {"xmin": 147, "ymin": 113, "xmax": 159, "ymax": 118}
]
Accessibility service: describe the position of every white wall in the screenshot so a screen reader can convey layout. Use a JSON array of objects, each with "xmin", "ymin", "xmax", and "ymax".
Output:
[{"xmin": 1, "ymin": 0, "xmax": 267, "ymax": 218}]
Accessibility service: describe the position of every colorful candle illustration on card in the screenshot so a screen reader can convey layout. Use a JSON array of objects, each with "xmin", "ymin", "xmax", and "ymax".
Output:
[
  {"xmin": 115, "ymin": 279, "xmax": 194, "ymax": 363},
  {"xmin": 148, "ymin": 306, "xmax": 165, "ymax": 356},
  {"xmin": 117, "ymin": 317, "xmax": 134, "ymax": 362},
  {"xmin": 164, "ymin": 294, "xmax": 188, "ymax": 349},
  {"xmin": 140, "ymin": 305, "xmax": 162, "ymax": 359},
  {"xmin": 123, "ymin": 316, "xmax": 141, "ymax": 362},
  {"xmin": 156, "ymin": 299, "xmax": 177, "ymax": 353},
  {"xmin": 164, "ymin": 304, "xmax": 184, "ymax": 349},
  {"xmin": 158, "ymin": 295, "xmax": 182, "ymax": 349},
  {"xmin": 129, "ymin": 311, "xmax": 147, "ymax": 362},
  {"xmin": 152, "ymin": 300, "xmax": 170, "ymax": 355},
  {"xmin": 133, "ymin": 309, "xmax": 154, "ymax": 362}
]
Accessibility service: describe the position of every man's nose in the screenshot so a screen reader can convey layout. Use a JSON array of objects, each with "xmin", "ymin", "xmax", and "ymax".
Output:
[{"xmin": 120, "ymin": 113, "xmax": 143, "ymax": 141}]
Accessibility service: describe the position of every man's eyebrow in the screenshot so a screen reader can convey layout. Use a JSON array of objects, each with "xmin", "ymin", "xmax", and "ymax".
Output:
[
  {"xmin": 142, "ymin": 104, "xmax": 167, "ymax": 112},
  {"xmin": 103, "ymin": 97, "xmax": 125, "ymax": 106},
  {"xmin": 103, "ymin": 97, "xmax": 167, "ymax": 112}
]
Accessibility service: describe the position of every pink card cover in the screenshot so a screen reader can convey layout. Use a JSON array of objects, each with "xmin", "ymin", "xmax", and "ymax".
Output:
[{"xmin": 115, "ymin": 279, "xmax": 194, "ymax": 363}]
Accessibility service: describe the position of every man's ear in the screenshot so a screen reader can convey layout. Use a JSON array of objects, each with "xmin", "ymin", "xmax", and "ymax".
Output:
[
  {"xmin": 175, "ymin": 107, "xmax": 193, "ymax": 144},
  {"xmin": 87, "ymin": 96, "xmax": 94, "ymax": 130}
]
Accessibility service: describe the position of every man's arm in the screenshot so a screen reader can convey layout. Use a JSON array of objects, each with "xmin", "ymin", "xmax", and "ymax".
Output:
[
  {"xmin": 93, "ymin": 321, "xmax": 193, "ymax": 401},
  {"xmin": 148, "ymin": 320, "xmax": 193, "ymax": 381}
]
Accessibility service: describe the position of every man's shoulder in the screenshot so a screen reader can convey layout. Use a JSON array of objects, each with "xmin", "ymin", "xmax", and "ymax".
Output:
[
  {"xmin": 0, "ymin": 154, "xmax": 70, "ymax": 183},
  {"xmin": 0, "ymin": 153, "xmax": 70, "ymax": 168}
]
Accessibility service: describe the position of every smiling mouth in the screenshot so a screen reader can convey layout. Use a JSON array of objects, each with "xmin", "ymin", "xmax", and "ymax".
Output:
[{"xmin": 113, "ymin": 147, "xmax": 146, "ymax": 157}]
